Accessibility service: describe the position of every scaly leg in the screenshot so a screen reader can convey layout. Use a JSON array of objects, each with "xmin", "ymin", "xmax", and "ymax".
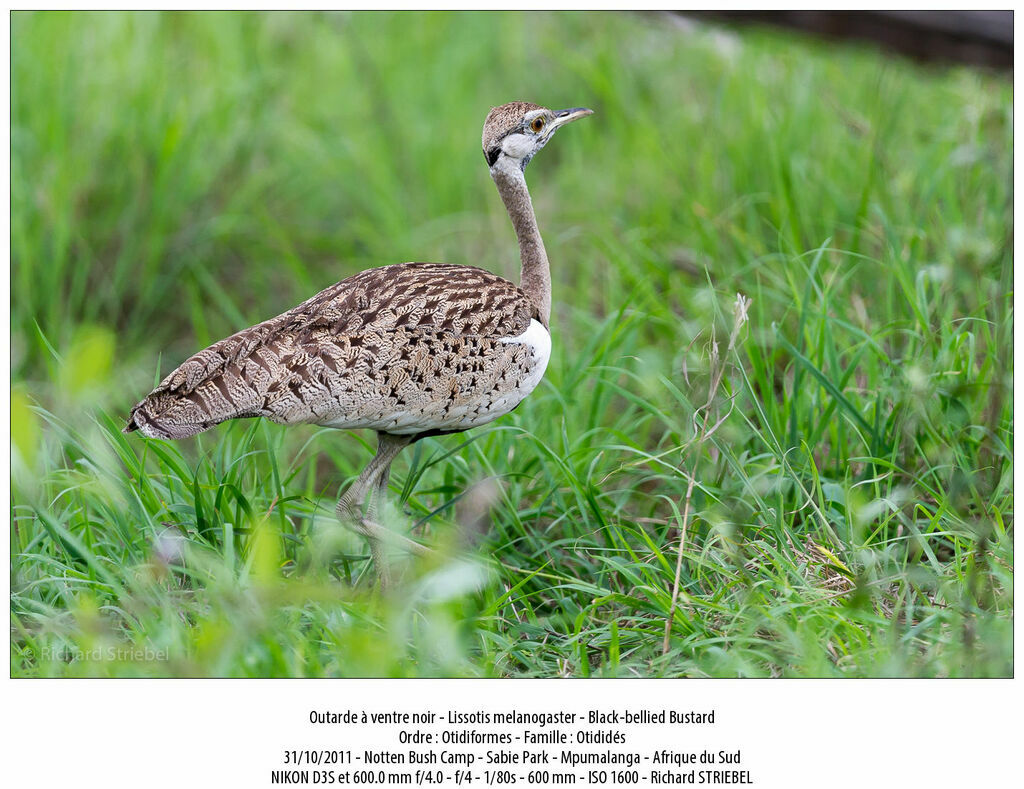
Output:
[{"xmin": 336, "ymin": 432, "xmax": 428, "ymax": 589}]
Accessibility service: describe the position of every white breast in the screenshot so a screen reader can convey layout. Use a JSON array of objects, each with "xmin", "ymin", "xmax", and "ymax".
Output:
[{"xmin": 499, "ymin": 318, "xmax": 551, "ymax": 396}]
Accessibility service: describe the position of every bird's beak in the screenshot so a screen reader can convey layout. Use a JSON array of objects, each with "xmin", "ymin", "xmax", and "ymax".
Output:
[{"xmin": 550, "ymin": 107, "xmax": 594, "ymax": 132}]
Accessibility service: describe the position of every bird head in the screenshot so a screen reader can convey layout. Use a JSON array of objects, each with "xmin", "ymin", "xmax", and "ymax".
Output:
[{"xmin": 482, "ymin": 101, "xmax": 593, "ymax": 174}]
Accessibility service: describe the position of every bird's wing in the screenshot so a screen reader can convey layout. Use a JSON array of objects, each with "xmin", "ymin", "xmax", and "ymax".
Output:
[{"xmin": 124, "ymin": 263, "xmax": 536, "ymax": 439}]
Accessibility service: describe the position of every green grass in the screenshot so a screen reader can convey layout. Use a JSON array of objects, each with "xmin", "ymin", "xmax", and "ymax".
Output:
[{"xmin": 11, "ymin": 11, "xmax": 1013, "ymax": 677}]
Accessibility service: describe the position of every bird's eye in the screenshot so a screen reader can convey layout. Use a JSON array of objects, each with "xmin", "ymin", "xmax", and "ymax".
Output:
[{"xmin": 530, "ymin": 117, "xmax": 546, "ymax": 133}]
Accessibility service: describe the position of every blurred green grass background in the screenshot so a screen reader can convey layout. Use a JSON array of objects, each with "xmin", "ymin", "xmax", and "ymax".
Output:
[{"xmin": 11, "ymin": 11, "xmax": 1012, "ymax": 677}]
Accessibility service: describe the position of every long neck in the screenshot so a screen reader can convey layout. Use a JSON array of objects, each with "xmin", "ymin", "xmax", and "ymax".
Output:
[{"xmin": 491, "ymin": 162, "xmax": 551, "ymax": 327}]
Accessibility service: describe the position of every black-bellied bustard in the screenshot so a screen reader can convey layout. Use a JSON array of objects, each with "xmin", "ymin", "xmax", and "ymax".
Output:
[{"xmin": 125, "ymin": 102, "xmax": 593, "ymax": 587}]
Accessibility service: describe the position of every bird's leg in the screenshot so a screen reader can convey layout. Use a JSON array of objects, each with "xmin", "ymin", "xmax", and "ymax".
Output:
[
  {"xmin": 336, "ymin": 433, "xmax": 426, "ymax": 589},
  {"xmin": 367, "ymin": 461, "xmax": 391, "ymax": 522},
  {"xmin": 360, "ymin": 441, "xmax": 434, "ymax": 557},
  {"xmin": 360, "ymin": 450, "xmax": 396, "ymax": 590}
]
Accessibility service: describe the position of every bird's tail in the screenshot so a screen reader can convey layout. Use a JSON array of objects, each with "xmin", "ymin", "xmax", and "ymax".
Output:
[
  {"xmin": 123, "ymin": 318, "xmax": 288, "ymax": 441},
  {"xmin": 123, "ymin": 393, "xmax": 219, "ymax": 440}
]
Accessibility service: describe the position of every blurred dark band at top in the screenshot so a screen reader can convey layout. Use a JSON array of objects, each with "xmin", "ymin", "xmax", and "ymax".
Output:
[{"xmin": 682, "ymin": 11, "xmax": 1013, "ymax": 70}]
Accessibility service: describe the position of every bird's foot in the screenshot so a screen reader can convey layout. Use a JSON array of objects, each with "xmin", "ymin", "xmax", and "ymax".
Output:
[
  {"xmin": 350, "ymin": 516, "xmax": 433, "ymax": 558},
  {"xmin": 336, "ymin": 491, "xmax": 431, "ymax": 590}
]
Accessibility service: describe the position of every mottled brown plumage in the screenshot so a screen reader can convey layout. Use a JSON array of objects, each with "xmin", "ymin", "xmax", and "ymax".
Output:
[
  {"xmin": 125, "ymin": 101, "xmax": 592, "ymax": 588},
  {"xmin": 125, "ymin": 263, "xmax": 538, "ymax": 439}
]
